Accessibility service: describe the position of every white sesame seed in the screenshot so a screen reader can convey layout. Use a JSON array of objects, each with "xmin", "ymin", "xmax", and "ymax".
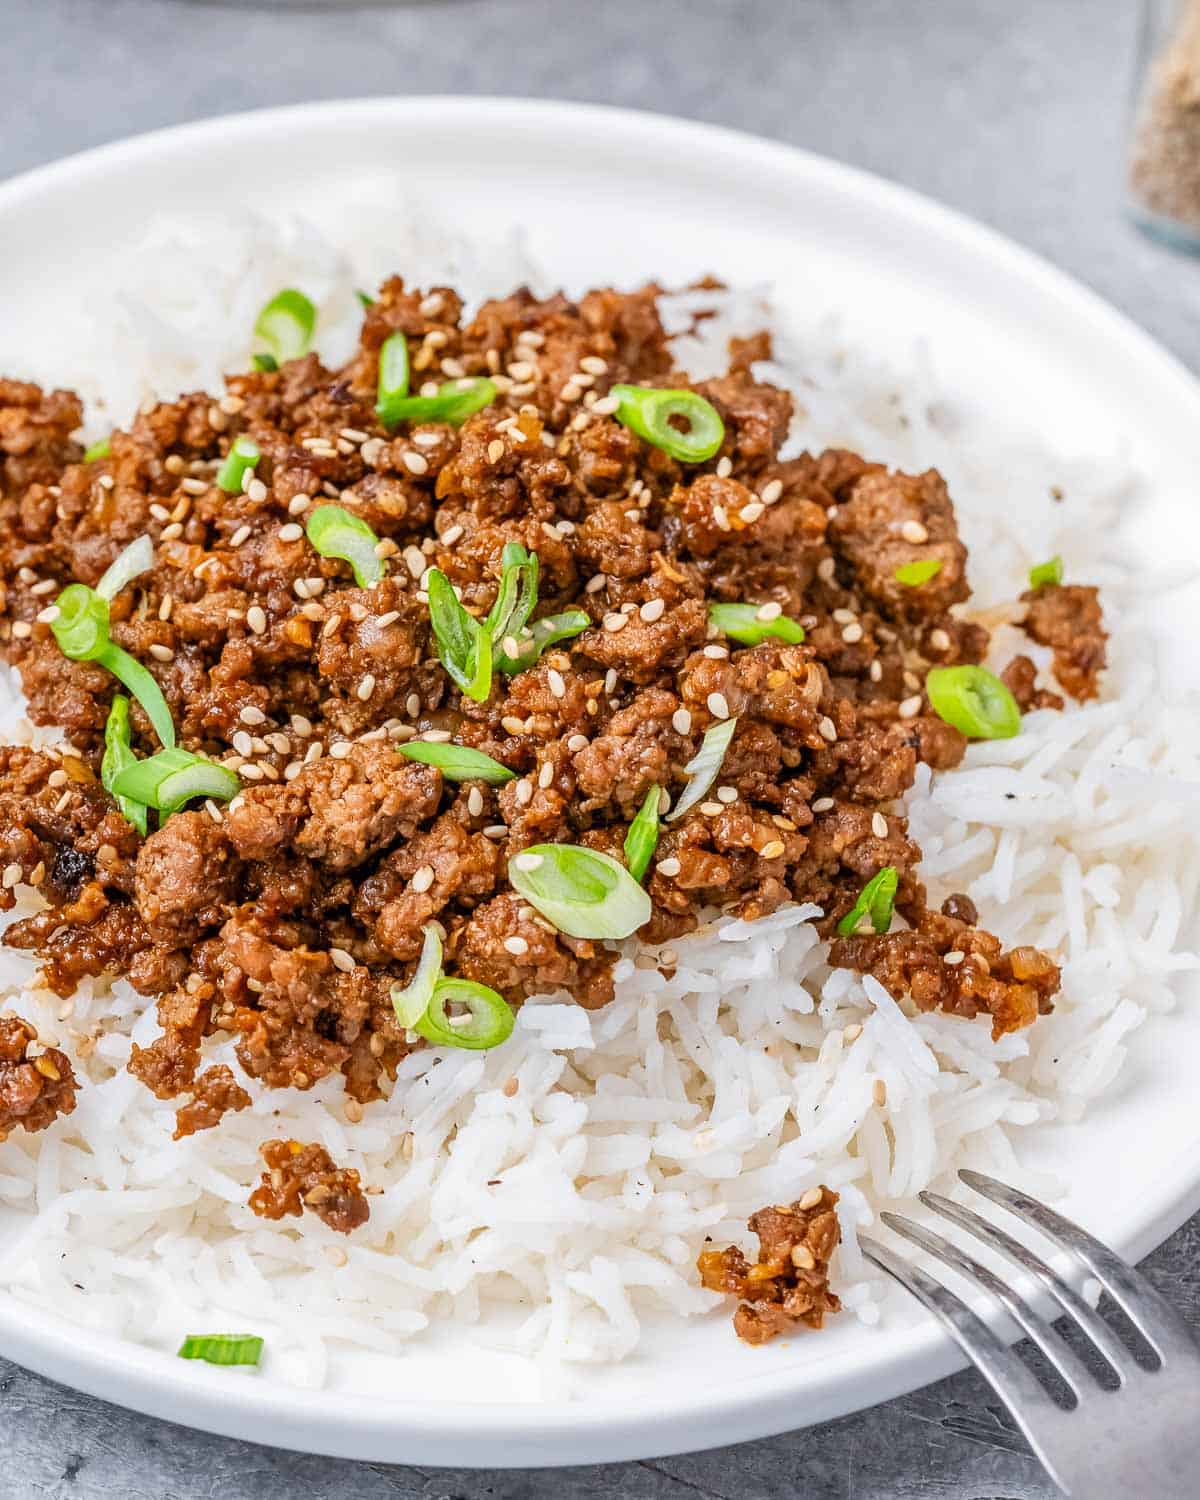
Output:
[
  {"xmin": 759, "ymin": 839, "xmax": 786, "ymax": 859},
  {"xmin": 580, "ymin": 355, "xmax": 608, "ymax": 375},
  {"xmin": 411, "ymin": 865, "xmax": 435, "ymax": 893},
  {"xmin": 739, "ymin": 502, "xmax": 765, "ymax": 523},
  {"xmin": 842, "ymin": 622, "xmax": 864, "ymax": 644},
  {"xmin": 699, "ymin": 801, "xmax": 723, "ymax": 817},
  {"xmin": 812, "ymin": 797, "xmax": 835, "ymax": 812},
  {"xmin": 513, "ymin": 852, "xmax": 543, "ymax": 872},
  {"xmin": 230, "ymin": 525, "xmax": 251, "ymax": 547},
  {"xmin": 900, "ymin": 519, "xmax": 929, "ymax": 544},
  {"xmin": 160, "ymin": 522, "xmax": 183, "ymax": 542},
  {"xmin": 869, "ymin": 660, "xmax": 884, "ymax": 683},
  {"xmin": 278, "ymin": 523, "xmax": 303, "ymax": 543},
  {"xmin": 34, "ymin": 605, "xmax": 60, "ymax": 625},
  {"xmin": 413, "ymin": 431, "xmax": 441, "ymax": 448},
  {"xmin": 944, "ymin": 950, "xmax": 965, "ymax": 966},
  {"xmin": 500, "ymin": 715, "xmax": 525, "ymax": 736},
  {"xmin": 564, "ymin": 733, "xmax": 588, "ymax": 754},
  {"xmin": 716, "ymin": 456, "xmax": 733, "ymax": 478},
  {"xmin": 149, "ymin": 503, "xmax": 171, "ymax": 522},
  {"xmin": 29, "ymin": 579, "xmax": 56, "ymax": 596},
  {"xmin": 760, "ymin": 478, "xmax": 784, "ymax": 505},
  {"xmin": 356, "ymin": 674, "xmax": 376, "ymax": 702},
  {"xmin": 560, "ymin": 382, "xmax": 582, "ymax": 403},
  {"xmin": 707, "ymin": 692, "xmax": 731, "ymax": 720},
  {"xmin": 420, "ymin": 729, "xmax": 452, "ymax": 744},
  {"xmin": 832, "ymin": 608, "xmax": 856, "ymax": 625},
  {"xmin": 54, "ymin": 791, "xmax": 71, "ymax": 814},
  {"xmin": 672, "ymin": 709, "xmax": 694, "ymax": 736},
  {"xmin": 47, "ymin": 769, "xmax": 67, "ymax": 788},
  {"xmin": 246, "ymin": 606, "xmax": 268, "ymax": 635},
  {"xmin": 639, "ymin": 598, "xmax": 665, "ymax": 623},
  {"xmin": 538, "ymin": 761, "xmax": 554, "ymax": 789},
  {"xmin": 440, "ymin": 524, "xmax": 464, "ymax": 547},
  {"xmin": 288, "ymin": 493, "xmax": 310, "ymax": 516},
  {"xmin": 148, "ymin": 643, "xmax": 174, "ymax": 662},
  {"xmin": 818, "ymin": 716, "xmax": 837, "ymax": 741},
  {"xmin": 755, "ymin": 601, "xmax": 783, "ymax": 622},
  {"xmin": 603, "ymin": 612, "xmax": 628, "ymax": 633},
  {"xmin": 467, "ymin": 787, "xmax": 484, "ymax": 817},
  {"xmin": 11, "ymin": 622, "xmax": 32, "ymax": 640},
  {"xmin": 899, "ymin": 695, "xmax": 922, "ymax": 719},
  {"xmin": 247, "ymin": 478, "xmax": 268, "ymax": 504},
  {"xmin": 817, "ymin": 557, "xmax": 837, "ymax": 583},
  {"xmin": 329, "ymin": 948, "xmax": 356, "ymax": 973},
  {"xmin": 239, "ymin": 706, "xmax": 266, "ymax": 726},
  {"xmin": 330, "ymin": 741, "xmax": 352, "ymax": 759},
  {"xmin": 547, "ymin": 668, "xmax": 566, "ymax": 700},
  {"xmin": 703, "ymin": 645, "xmax": 728, "ymax": 660},
  {"xmin": 2, "ymin": 863, "xmax": 20, "ymax": 889},
  {"xmin": 872, "ymin": 812, "xmax": 889, "ymax": 838},
  {"xmin": 657, "ymin": 856, "xmax": 682, "ymax": 877},
  {"xmin": 403, "ymin": 451, "xmax": 430, "ymax": 476},
  {"xmin": 929, "ymin": 627, "xmax": 952, "ymax": 651},
  {"xmin": 604, "ymin": 668, "xmax": 618, "ymax": 695},
  {"xmin": 504, "ymin": 935, "xmax": 529, "ymax": 956},
  {"xmin": 515, "ymin": 779, "xmax": 533, "ymax": 807},
  {"xmin": 716, "ymin": 785, "xmax": 738, "ymax": 804},
  {"xmin": 591, "ymin": 394, "xmax": 619, "ymax": 416}
]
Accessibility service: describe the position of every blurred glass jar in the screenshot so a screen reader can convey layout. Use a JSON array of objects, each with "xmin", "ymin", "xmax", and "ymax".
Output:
[{"xmin": 1129, "ymin": 0, "xmax": 1200, "ymax": 252}]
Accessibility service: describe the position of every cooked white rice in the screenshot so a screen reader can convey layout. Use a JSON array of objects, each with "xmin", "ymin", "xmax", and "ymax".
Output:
[{"xmin": 0, "ymin": 215, "xmax": 1196, "ymax": 1393}]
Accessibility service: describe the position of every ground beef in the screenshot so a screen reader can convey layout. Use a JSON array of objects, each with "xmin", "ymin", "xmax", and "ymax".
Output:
[
  {"xmin": 697, "ymin": 1187, "xmax": 841, "ymax": 1344},
  {"xmin": 1021, "ymin": 582, "xmax": 1108, "ymax": 700},
  {"xmin": 1001, "ymin": 653, "xmax": 1065, "ymax": 713},
  {"xmin": 0, "ymin": 276, "xmax": 1074, "ymax": 1131},
  {"xmin": 0, "ymin": 1016, "xmax": 76, "ymax": 1136},
  {"xmin": 248, "ymin": 1138, "xmax": 369, "ymax": 1234}
]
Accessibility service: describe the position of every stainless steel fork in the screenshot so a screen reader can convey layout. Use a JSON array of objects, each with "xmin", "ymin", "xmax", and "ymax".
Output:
[{"xmin": 859, "ymin": 1170, "xmax": 1200, "ymax": 1498}]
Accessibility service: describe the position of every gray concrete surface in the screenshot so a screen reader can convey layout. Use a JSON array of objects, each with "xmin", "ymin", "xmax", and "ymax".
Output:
[{"xmin": 0, "ymin": 0, "xmax": 1198, "ymax": 1494}]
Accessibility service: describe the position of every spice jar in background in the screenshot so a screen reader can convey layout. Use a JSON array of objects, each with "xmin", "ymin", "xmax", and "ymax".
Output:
[{"xmin": 1129, "ymin": 0, "xmax": 1200, "ymax": 252}]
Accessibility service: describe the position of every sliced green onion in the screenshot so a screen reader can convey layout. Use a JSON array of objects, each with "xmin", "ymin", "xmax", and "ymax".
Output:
[
  {"xmin": 667, "ymin": 717, "xmax": 738, "ymax": 823},
  {"xmin": 356, "ymin": 290, "xmax": 375, "ymax": 308},
  {"xmin": 305, "ymin": 504, "xmax": 385, "ymax": 589},
  {"xmin": 178, "ymin": 1334, "xmax": 263, "ymax": 1368},
  {"xmin": 708, "ymin": 602, "xmax": 806, "ymax": 646},
  {"xmin": 51, "ymin": 584, "xmax": 176, "ymax": 749},
  {"xmin": 83, "ymin": 436, "xmax": 111, "ymax": 462},
  {"xmin": 610, "ymin": 384, "xmax": 724, "ymax": 464},
  {"xmin": 496, "ymin": 610, "xmax": 591, "ymax": 674},
  {"xmin": 836, "ymin": 866, "xmax": 899, "ymax": 937},
  {"xmin": 375, "ymin": 331, "xmax": 411, "ymax": 428},
  {"xmin": 894, "ymin": 558, "xmax": 942, "ymax": 587},
  {"xmin": 427, "ymin": 568, "xmax": 492, "ymax": 702},
  {"xmin": 396, "ymin": 741, "xmax": 515, "ymax": 784},
  {"xmin": 391, "ymin": 924, "xmax": 443, "ymax": 1028},
  {"xmin": 110, "ymin": 746, "xmax": 240, "ymax": 814},
  {"xmin": 251, "ymin": 353, "xmax": 278, "ymax": 373},
  {"xmin": 415, "ymin": 977, "xmax": 514, "ymax": 1051},
  {"xmin": 925, "ymin": 665, "xmax": 1021, "ymax": 740},
  {"xmin": 95, "ymin": 535, "xmax": 153, "ymax": 602},
  {"xmin": 624, "ymin": 786, "xmax": 662, "ymax": 882},
  {"xmin": 254, "ymin": 288, "xmax": 315, "ymax": 365},
  {"xmin": 484, "ymin": 543, "xmax": 539, "ymax": 646},
  {"xmin": 377, "ymin": 378, "xmax": 497, "ymax": 430},
  {"xmin": 508, "ymin": 844, "xmax": 651, "ymax": 940},
  {"xmin": 1028, "ymin": 555, "xmax": 1063, "ymax": 590},
  {"xmin": 101, "ymin": 696, "xmax": 148, "ymax": 837},
  {"xmin": 216, "ymin": 437, "xmax": 261, "ymax": 495}
]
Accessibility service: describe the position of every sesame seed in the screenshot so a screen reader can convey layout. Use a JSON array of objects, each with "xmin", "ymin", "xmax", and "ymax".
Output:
[
  {"xmin": 467, "ymin": 787, "xmax": 484, "ymax": 817},
  {"xmin": 538, "ymin": 761, "xmax": 554, "ymax": 789},
  {"xmin": 841, "ymin": 622, "xmax": 864, "ymax": 644},
  {"xmin": 759, "ymin": 839, "xmax": 786, "ymax": 859},
  {"xmin": 898, "ymin": 695, "xmax": 922, "ymax": 719},
  {"xmin": 230, "ymin": 730, "xmax": 252, "ymax": 756},
  {"xmin": 246, "ymin": 606, "xmax": 268, "ymax": 635},
  {"xmin": 288, "ymin": 493, "xmax": 310, "ymax": 516},
  {"xmin": 739, "ymin": 502, "xmax": 765, "ymax": 523},
  {"xmin": 279, "ymin": 523, "xmax": 303, "ymax": 543},
  {"xmin": 872, "ymin": 812, "xmax": 889, "ymax": 838},
  {"xmin": 35, "ymin": 605, "xmax": 60, "ymax": 625},
  {"xmin": 149, "ymin": 643, "xmax": 174, "ymax": 662},
  {"xmin": 403, "ymin": 451, "xmax": 430, "ymax": 476},
  {"xmin": 699, "ymin": 801, "xmax": 723, "ymax": 817},
  {"xmin": 580, "ymin": 355, "xmax": 608, "ymax": 375},
  {"xmin": 566, "ymin": 733, "xmax": 589, "ymax": 753},
  {"xmin": 817, "ymin": 557, "xmax": 836, "ymax": 583},
  {"xmin": 411, "ymin": 865, "xmax": 435, "ymax": 893},
  {"xmin": 238, "ymin": 762, "xmax": 263, "ymax": 781},
  {"xmin": 483, "ymin": 824, "xmax": 507, "ymax": 839},
  {"xmin": 47, "ymin": 769, "xmax": 67, "ymax": 788},
  {"xmin": 560, "ymin": 382, "xmax": 582, "ymax": 403},
  {"xmin": 703, "ymin": 645, "xmax": 729, "ymax": 661},
  {"xmin": 591, "ymin": 394, "xmax": 619, "ymax": 416},
  {"xmin": 716, "ymin": 456, "xmax": 733, "ymax": 478},
  {"xmin": 585, "ymin": 573, "xmax": 607, "ymax": 594},
  {"xmin": 548, "ymin": 668, "xmax": 566, "ymax": 699},
  {"xmin": 1, "ymin": 863, "xmax": 20, "ymax": 889},
  {"xmin": 247, "ymin": 478, "xmax": 268, "ymax": 504},
  {"xmin": 755, "ymin": 602, "xmax": 783, "ymax": 622},
  {"xmin": 944, "ymin": 950, "xmax": 965, "ymax": 966},
  {"xmin": 712, "ymin": 503, "xmax": 730, "ymax": 532},
  {"xmin": 403, "ymin": 545, "xmax": 425, "ymax": 579},
  {"xmin": 707, "ymin": 692, "xmax": 731, "ymax": 720},
  {"xmin": 760, "ymin": 478, "xmax": 784, "ymax": 505},
  {"xmin": 240, "ymin": 706, "xmax": 266, "ymax": 726},
  {"xmin": 329, "ymin": 948, "xmax": 356, "ymax": 973},
  {"xmin": 900, "ymin": 519, "xmax": 929, "ymax": 544},
  {"xmin": 869, "ymin": 660, "xmax": 883, "ymax": 683},
  {"xmin": 420, "ymin": 729, "xmax": 452, "ymax": 744},
  {"xmin": 330, "ymin": 741, "xmax": 352, "ymax": 759},
  {"xmin": 515, "ymin": 779, "xmax": 533, "ymax": 807},
  {"xmin": 29, "ymin": 579, "xmax": 56, "ymax": 596},
  {"xmin": 672, "ymin": 709, "xmax": 692, "ymax": 734},
  {"xmin": 832, "ymin": 608, "xmax": 855, "ymax": 625},
  {"xmin": 158, "ymin": 595, "xmax": 174, "ymax": 622},
  {"xmin": 160, "ymin": 522, "xmax": 183, "ymax": 542},
  {"xmin": 929, "ymin": 627, "xmax": 952, "ymax": 651},
  {"xmin": 657, "ymin": 856, "xmax": 682, "ymax": 877},
  {"xmin": 639, "ymin": 598, "xmax": 665, "ymax": 623},
  {"xmin": 150, "ymin": 503, "xmax": 171, "ymax": 522},
  {"xmin": 503, "ymin": 935, "xmax": 529, "ymax": 956},
  {"xmin": 230, "ymin": 525, "xmax": 251, "ymax": 547},
  {"xmin": 53, "ymin": 791, "xmax": 71, "ymax": 814},
  {"xmin": 716, "ymin": 786, "xmax": 737, "ymax": 804},
  {"xmin": 11, "ymin": 621, "xmax": 31, "ymax": 640},
  {"xmin": 376, "ymin": 610, "xmax": 400, "ymax": 629},
  {"xmin": 818, "ymin": 716, "xmax": 837, "ymax": 742},
  {"xmin": 500, "ymin": 715, "xmax": 525, "ymax": 736},
  {"xmin": 791, "ymin": 1243, "xmax": 816, "ymax": 1271},
  {"xmin": 356, "ymin": 674, "xmax": 376, "ymax": 702},
  {"xmin": 513, "ymin": 852, "xmax": 543, "ymax": 873},
  {"xmin": 603, "ymin": 612, "xmax": 628, "ymax": 632}
]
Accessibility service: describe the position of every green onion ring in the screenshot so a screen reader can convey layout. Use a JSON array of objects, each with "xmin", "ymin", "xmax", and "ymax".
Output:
[
  {"xmin": 610, "ymin": 384, "xmax": 725, "ymax": 464},
  {"xmin": 305, "ymin": 504, "xmax": 386, "ymax": 589},
  {"xmin": 894, "ymin": 558, "xmax": 942, "ymax": 587},
  {"xmin": 508, "ymin": 844, "xmax": 651, "ymax": 940},
  {"xmin": 667, "ymin": 717, "xmax": 738, "ymax": 822},
  {"xmin": 396, "ymin": 741, "xmax": 515, "ymax": 784},
  {"xmin": 216, "ymin": 437, "xmax": 261, "ymax": 495},
  {"xmin": 624, "ymin": 785, "xmax": 663, "ymax": 882},
  {"xmin": 95, "ymin": 535, "xmax": 153, "ymax": 602},
  {"xmin": 1028, "ymin": 555, "xmax": 1063, "ymax": 589},
  {"xmin": 254, "ymin": 288, "xmax": 315, "ymax": 365},
  {"xmin": 415, "ymin": 977, "xmax": 515, "ymax": 1051},
  {"xmin": 377, "ymin": 378, "xmax": 497, "ymax": 430},
  {"xmin": 110, "ymin": 746, "xmax": 240, "ymax": 815},
  {"xmin": 178, "ymin": 1334, "xmax": 263, "ymax": 1367},
  {"xmin": 391, "ymin": 924, "xmax": 443, "ymax": 1028},
  {"xmin": 101, "ymin": 696, "xmax": 148, "ymax": 837},
  {"xmin": 836, "ymin": 866, "xmax": 899, "ymax": 936},
  {"xmin": 375, "ymin": 331, "xmax": 412, "ymax": 428},
  {"xmin": 707, "ymin": 602, "xmax": 806, "ymax": 646},
  {"xmin": 925, "ymin": 665, "xmax": 1022, "ymax": 740}
]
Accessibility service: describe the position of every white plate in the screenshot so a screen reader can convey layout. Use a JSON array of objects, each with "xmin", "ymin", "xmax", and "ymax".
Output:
[{"xmin": 1, "ymin": 97, "xmax": 1199, "ymax": 1468}]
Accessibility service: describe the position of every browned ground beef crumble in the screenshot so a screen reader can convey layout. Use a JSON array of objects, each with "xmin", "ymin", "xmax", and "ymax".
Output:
[
  {"xmin": 697, "ymin": 1187, "xmax": 842, "ymax": 1344},
  {"xmin": 248, "ymin": 1138, "xmax": 370, "ymax": 1234},
  {"xmin": 0, "ymin": 278, "xmax": 1098, "ymax": 1242}
]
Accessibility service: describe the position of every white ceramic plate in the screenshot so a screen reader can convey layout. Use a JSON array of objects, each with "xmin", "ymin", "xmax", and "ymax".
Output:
[{"xmin": 1, "ymin": 98, "xmax": 1199, "ymax": 1468}]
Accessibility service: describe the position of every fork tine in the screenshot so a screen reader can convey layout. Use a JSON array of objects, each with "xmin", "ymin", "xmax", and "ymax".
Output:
[
  {"xmin": 960, "ymin": 1170, "xmax": 1200, "ymax": 1363},
  {"xmin": 920, "ymin": 1190, "xmax": 1133, "ymax": 1382},
  {"xmin": 859, "ymin": 1230, "xmax": 1070, "ymax": 1479},
  {"xmin": 881, "ymin": 1210, "xmax": 1094, "ymax": 1397}
]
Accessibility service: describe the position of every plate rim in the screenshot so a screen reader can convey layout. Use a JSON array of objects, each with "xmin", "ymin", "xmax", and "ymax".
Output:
[{"xmin": 0, "ymin": 93, "xmax": 1198, "ymax": 1468}]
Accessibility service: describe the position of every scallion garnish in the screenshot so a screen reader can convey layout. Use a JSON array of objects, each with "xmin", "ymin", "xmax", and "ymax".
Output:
[
  {"xmin": 376, "ymin": 378, "xmax": 498, "ymax": 430},
  {"xmin": 110, "ymin": 746, "xmax": 240, "ymax": 815},
  {"xmin": 305, "ymin": 504, "xmax": 386, "ymax": 589},
  {"xmin": 356, "ymin": 290, "xmax": 375, "ymax": 308},
  {"xmin": 667, "ymin": 717, "xmax": 738, "ymax": 822},
  {"xmin": 624, "ymin": 786, "xmax": 662, "ymax": 882},
  {"xmin": 396, "ymin": 741, "xmax": 515, "ymax": 784},
  {"xmin": 216, "ymin": 437, "xmax": 261, "ymax": 495},
  {"xmin": 836, "ymin": 866, "xmax": 899, "ymax": 936},
  {"xmin": 251, "ymin": 353, "xmax": 278, "ymax": 373},
  {"xmin": 427, "ymin": 568, "xmax": 493, "ymax": 702},
  {"xmin": 178, "ymin": 1334, "xmax": 263, "ymax": 1367},
  {"xmin": 925, "ymin": 665, "xmax": 1021, "ymax": 740},
  {"xmin": 894, "ymin": 558, "xmax": 942, "ymax": 587},
  {"xmin": 83, "ymin": 436, "xmax": 111, "ymax": 462},
  {"xmin": 51, "ymin": 538, "xmax": 175, "ymax": 750},
  {"xmin": 101, "ymin": 696, "xmax": 148, "ymax": 837},
  {"xmin": 391, "ymin": 924, "xmax": 443, "ymax": 1028},
  {"xmin": 416, "ymin": 977, "xmax": 515, "ymax": 1051},
  {"xmin": 1028, "ymin": 555, "xmax": 1063, "ymax": 589},
  {"xmin": 496, "ymin": 610, "xmax": 591, "ymax": 674},
  {"xmin": 507, "ymin": 844, "xmax": 651, "ymax": 940},
  {"xmin": 708, "ymin": 602, "xmax": 806, "ymax": 646},
  {"xmin": 375, "ymin": 331, "xmax": 411, "ymax": 428},
  {"xmin": 484, "ymin": 543, "xmax": 539, "ymax": 647},
  {"xmin": 610, "ymin": 385, "xmax": 725, "ymax": 464},
  {"xmin": 254, "ymin": 288, "xmax": 315, "ymax": 366}
]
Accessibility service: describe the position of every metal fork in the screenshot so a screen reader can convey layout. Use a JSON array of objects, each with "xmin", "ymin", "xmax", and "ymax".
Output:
[{"xmin": 859, "ymin": 1170, "xmax": 1200, "ymax": 1498}]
